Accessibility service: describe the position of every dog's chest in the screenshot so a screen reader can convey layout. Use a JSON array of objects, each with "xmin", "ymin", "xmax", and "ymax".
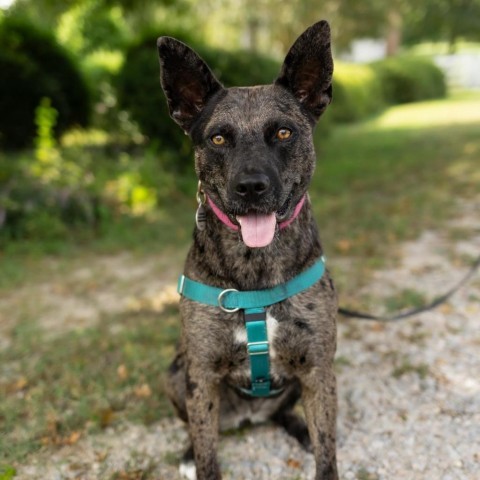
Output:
[
  {"xmin": 224, "ymin": 300, "xmax": 318, "ymax": 388},
  {"xmin": 233, "ymin": 311, "xmax": 280, "ymax": 359},
  {"xmin": 225, "ymin": 311, "xmax": 285, "ymax": 389}
]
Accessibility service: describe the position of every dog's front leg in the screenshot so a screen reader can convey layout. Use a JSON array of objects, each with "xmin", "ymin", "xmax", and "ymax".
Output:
[
  {"xmin": 185, "ymin": 363, "xmax": 222, "ymax": 480},
  {"xmin": 301, "ymin": 365, "xmax": 338, "ymax": 480}
]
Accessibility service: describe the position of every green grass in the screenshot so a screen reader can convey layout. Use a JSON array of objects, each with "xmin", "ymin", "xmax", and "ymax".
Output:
[
  {"xmin": 1, "ymin": 91, "xmax": 480, "ymax": 466},
  {"xmin": 0, "ymin": 466, "xmax": 16, "ymax": 480},
  {"xmin": 392, "ymin": 360, "xmax": 430, "ymax": 380},
  {"xmin": 0, "ymin": 306, "xmax": 179, "ymax": 463},
  {"xmin": 313, "ymin": 91, "xmax": 480, "ymax": 295},
  {"xmin": 408, "ymin": 41, "xmax": 480, "ymax": 55},
  {"xmin": 0, "ymin": 199, "xmax": 193, "ymax": 292},
  {"xmin": 384, "ymin": 288, "xmax": 427, "ymax": 313},
  {"xmin": 356, "ymin": 467, "xmax": 380, "ymax": 480}
]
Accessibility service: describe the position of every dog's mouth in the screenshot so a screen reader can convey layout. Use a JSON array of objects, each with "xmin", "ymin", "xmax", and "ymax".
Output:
[
  {"xmin": 275, "ymin": 191, "xmax": 293, "ymax": 219},
  {"xmin": 234, "ymin": 193, "xmax": 293, "ymax": 248}
]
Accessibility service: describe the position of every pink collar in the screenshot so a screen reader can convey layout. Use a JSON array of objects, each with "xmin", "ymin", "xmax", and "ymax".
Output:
[{"xmin": 206, "ymin": 195, "xmax": 306, "ymax": 232}]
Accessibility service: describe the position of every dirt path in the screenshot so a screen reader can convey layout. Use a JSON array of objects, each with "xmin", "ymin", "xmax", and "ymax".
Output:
[
  {"xmin": 0, "ymin": 248, "xmax": 185, "ymax": 348},
  {"xmin": 11, "ymin": 200, "xmax": 480, "ymax": 480}
]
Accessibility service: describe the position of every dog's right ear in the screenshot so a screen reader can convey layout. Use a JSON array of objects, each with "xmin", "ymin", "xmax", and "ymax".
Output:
[{"xmin": 157, "ymin": 37, "xmax": 223, "ymax": 133}]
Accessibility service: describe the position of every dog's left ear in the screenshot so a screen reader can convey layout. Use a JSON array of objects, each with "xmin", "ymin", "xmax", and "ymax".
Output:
[
  {"xmin": 157, "ymin": 37, "xmax": 224, "ymax": 133},
  {"xmin": 276, "ymin": 20, "xmax": 333, "ymax": 121}
]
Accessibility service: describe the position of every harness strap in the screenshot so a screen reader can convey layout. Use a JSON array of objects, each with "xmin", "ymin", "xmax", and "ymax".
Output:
[
  {"xmin": 243, "ymin": 308, "xmax": 271, "ymax": 397},
  {"xmin": 178, "ymin": 256, "xmax": 325, "ymax": 312},
  {"xmin": 177, "ymin": 256, "xmax": 326, "ymax": 397}
]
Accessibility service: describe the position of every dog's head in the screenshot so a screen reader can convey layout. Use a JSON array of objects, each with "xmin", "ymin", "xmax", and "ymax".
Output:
[{"xmin": 158, "ymin": 21, "xmax": 333, "ymax": 247}]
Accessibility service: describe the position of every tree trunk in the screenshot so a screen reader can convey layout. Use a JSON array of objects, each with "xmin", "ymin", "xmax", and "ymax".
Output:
[
  {"xmin": 385, "ymin": 8, "xmax": 403, "ymax": 56},
  {"xmin": 245, "ymin": 16, "xmax": 260, "ymax": 52}
]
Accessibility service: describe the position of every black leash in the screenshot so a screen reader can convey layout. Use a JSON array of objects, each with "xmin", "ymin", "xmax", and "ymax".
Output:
[{"xmin": 338, "ymin": 253, "xmax": 480, "ymax": 322}]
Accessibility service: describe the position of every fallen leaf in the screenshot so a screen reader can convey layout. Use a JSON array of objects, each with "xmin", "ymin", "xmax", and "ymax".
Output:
[
  {"xmin": 46, "ymin": 414, "xmax": 59, "ymax": 436},
  {"xmin": 466, "ymin": 304, "xmax": 479, "ymax": 313},
  {"xmin": 440, "ymin": 304, "xmax": 453, "ymax": 314},
  {"xmin": 66, "ymin": 431, "xmax": 81, "ymax": 445},
  {"xmin": 14, "ymin": 377, "xmax": 28, "ymax": 390},
  {"xmin": 287, "ymin": 458, "xmax": 301, "ymax": 469},
  {"xmin": 335, "ymin": 239, "xmax": 351, "ymax": 253},
  {"xmin": 40, "ymin": 436, "xmax": 52, "ymax": 446},
  {"xmin": 117, "ymin": 364, "xmax": 128, "ymax": 380},
  {"xmin": 114, "ymin": 470, "xmax": 145, "ymax": 480},
  {"xmin": 6, "ymin": 376, "xmax": 28, "ymax": 394},
  {"xmin": 134, "ymin": 383, "xmax": 152, "ymax": 398},
  {"xmin": 95, "ymin": 451, "xmax": 108, "ymax": 462},
  {"xmin": 99, "ymin": 408, "xmax": 115, "ymax": 428}
]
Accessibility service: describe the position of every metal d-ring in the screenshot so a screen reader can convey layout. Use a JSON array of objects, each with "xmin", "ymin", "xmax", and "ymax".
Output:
[
  {"xmin": 196, "ymin": 181, "xmax": 207, "ymax": 205},
  {"xmin": 218, "ymin": 289, "xmax": 239, "ymax": 313}
]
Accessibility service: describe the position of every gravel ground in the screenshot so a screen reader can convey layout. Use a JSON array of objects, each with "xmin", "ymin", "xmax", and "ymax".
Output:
[{"xmin": 16, "ymin": 202, "xmax": 480, "ymax": 480}]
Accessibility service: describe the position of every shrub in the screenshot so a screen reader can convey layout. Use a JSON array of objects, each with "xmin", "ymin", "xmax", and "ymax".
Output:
[
  {"xmin": 330, "ymin": 63, "xmax": 384, "ymax": 122},
  {"xmin": 57, "ymin": 1, "xmax": 128, "ymax": 56},
  {"xmin": 371, "ymin": 56, "xmax": 447, "ymax": 104},
  {"xmin": 116, "ymin": 28, "xmax": 194, "ymax": 168},
  {"xmin": 203, "ymin": 47, "xmax": 280, "ymax": 87},
  {"xmin": 0, "ymin": 99, "xmax": 100, "ymax": 244},
  {"xmin": 0, "ymin": 165, "xmax": 102, "ymax": 244},
  {"xmin": 116, "ymin": 28, "xmax": 280, "ymax": 169},
  {"xmin": 0, "ymin": 16, "xmax": 91, "ymax": 150}
]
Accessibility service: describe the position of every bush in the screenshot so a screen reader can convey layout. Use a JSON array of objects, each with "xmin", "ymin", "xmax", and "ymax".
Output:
[
  {"xmin": 330, "ymin": 63, "xmax": 384, "ymax": 122},
  {"xmin": 371, "ymin": 56, "xmax": 447, "ymax": 104},
  {"xmin": 116, "ymin": 28, "xmax": 280, "ymax": 169},
  {"xmin": 1, "ymin": 98, "xmax": 102, "ymax": 245},
  {"xmin": 0, "ymin": 16, "xmax": 91, "ymax": 150},
  {"xmin": 0, "ymin": 167, "xmax": 101, "ymax": 244},
  {"xmin": 57, "ymin": 1, "xmax": 128, "ymax": 56}
]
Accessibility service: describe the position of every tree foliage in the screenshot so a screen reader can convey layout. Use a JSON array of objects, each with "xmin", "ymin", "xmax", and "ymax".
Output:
[
  {"xmin": 56, "ymin": 0, "xmax": 128, "ymax": 55},
  {"xmin": 7, "ymin": 0, "xmax": 480, "ymax": 56},
  {"xmin": 404, "ymin": 0, "xmax": 480, "ymax": 48},
  {"xmin": 0, "ymin": 16, "xmax": 91, "ymax": 149}
]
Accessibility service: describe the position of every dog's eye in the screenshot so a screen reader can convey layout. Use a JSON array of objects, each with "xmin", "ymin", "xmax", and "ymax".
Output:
[
  {"xmin": 276, "ymin": 128, "xmax": 292, "ymax": 141},
  {"xmin": 211, "ymin": 134, "xmax": 225, "ymax": 146}
]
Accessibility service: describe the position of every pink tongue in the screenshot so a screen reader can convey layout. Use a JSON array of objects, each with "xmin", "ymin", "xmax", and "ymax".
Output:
[{"xmin": 236, "ymin": 212, "xmax": 277, "ymax": 248}]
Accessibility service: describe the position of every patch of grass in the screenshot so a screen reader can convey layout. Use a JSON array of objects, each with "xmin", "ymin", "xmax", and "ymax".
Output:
[
  {"xmin": 162, "ymin": 451, "xmax": 180, "ymax": 466},
  {"xmin": 1, "ymin": 92, "xmax": 480, "ymax": 467},
  {"xmin": 446, "ymin": 226, "xmax": 479, "ymax": 242},
  {"xmin": 313, "ymin": 92, "xmax": 480, "ymax": 295},
  {"xmin": 392, "ymin": 360, "xmax": 430, "ymax": 379},
  {"xmin": 0, "ymin": 466, "xmax": 16, "ymax": 480},
  {"xmin": 0, "ymin": 138, "xmax": 196, "ymax": 289},
  {"xmin": 384, "ymin": 288, "xmax": 427, "ymax": 313},
  {"xmin": 0, "ymin": 305, "xmax": 179, "ymax": 465},
  {"xmin": 398, "ymin": 328, "xmax": 429, "ymax": 345},
  {"xmin": 334, "ymin": 355, "xmax": 352, "ymax": 371},
  {"xmin": 0, "ymin": 202, "xmax": 192, "ymax": 292},
  {"xmin": 408, "ymin": 41, "xmax": 480, "ymax": 56},
  {"xmin": 356, "ymin": 467, "xmax": 379, "ymax": 480}
]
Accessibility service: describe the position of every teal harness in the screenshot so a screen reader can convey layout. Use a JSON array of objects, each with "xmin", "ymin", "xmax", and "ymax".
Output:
[{"xmin": 177, "ymin": 256, "xmax": 326, "ymax": 397}]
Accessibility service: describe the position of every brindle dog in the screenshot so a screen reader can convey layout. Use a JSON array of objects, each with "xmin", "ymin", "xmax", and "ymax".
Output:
[{"xmin": 157, "ymin": 20, "xmax": 338, "ymax": 480}]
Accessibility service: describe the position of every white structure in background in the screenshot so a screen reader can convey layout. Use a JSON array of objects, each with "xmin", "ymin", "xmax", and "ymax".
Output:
[
  {"xmin": 434, "ymin": 54, "xmax": 480, "ymax": 89},
  {"xmin": 340, "ymin": 39, "xmax": 387, "ymax": 63},
  {"xmin": 342, "ymin": 39, "xmax": 480, "ymax": 90}
]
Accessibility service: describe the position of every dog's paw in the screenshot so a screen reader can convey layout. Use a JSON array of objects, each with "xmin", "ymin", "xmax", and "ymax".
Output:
[{"xmin": 179, "ymin": 460, "xmax": 197, "ymax": 480}]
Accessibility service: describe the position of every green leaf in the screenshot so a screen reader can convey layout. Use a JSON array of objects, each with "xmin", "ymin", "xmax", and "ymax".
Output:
[{"xmin": 0, "ymin": 465, "xmax": 17, "ymax": 480}]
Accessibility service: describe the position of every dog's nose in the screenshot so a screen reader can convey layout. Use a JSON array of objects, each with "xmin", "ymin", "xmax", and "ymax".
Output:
[{"xmin": 234, "ymin": 173, "xmax": 271, "ymax": 200}]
